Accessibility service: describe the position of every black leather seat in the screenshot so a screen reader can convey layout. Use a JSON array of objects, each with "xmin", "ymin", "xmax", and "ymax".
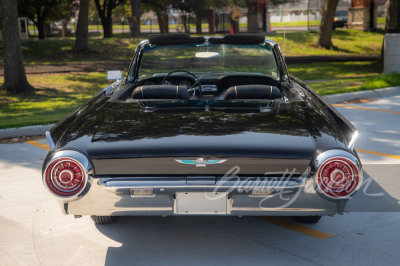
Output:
[
  {"xmin": 132, "ymin": 85, "xmax": 190, "ymax": 100},
  {"xmin": 223, "ymin": 84, "xmax": 282, "ymax": 100}
]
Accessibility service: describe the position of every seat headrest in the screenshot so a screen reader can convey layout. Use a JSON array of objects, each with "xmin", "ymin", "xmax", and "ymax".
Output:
[
  {"xmin": 223, "ymin": 85, "xmax": 282, "ymax": 100},
  {"xmin": 132, "ymin": 85, "xmax": 190, "ymax": 100}
]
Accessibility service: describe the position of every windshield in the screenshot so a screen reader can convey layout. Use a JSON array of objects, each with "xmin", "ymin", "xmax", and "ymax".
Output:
[{"xmin": 136, "ymin": 43, "xmax": 279, "ymax": 80}]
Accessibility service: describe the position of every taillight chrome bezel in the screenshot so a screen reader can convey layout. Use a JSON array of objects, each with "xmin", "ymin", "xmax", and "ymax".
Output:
[
  {"xmin": 313, "ymin": 149, "xmax": 362, "ymax": 199},
  {"xmin": 43, "ymin": 150, "xmax": 93, "ymax": 200}
]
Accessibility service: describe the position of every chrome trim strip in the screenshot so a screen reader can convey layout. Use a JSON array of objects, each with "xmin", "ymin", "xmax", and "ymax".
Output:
[
  {"xmin": 98, "ymin": 178, "xmax": 306, "ymax": 190},
  {"xmin": 265, "ymin": 39, "xmax": 277, "ymax": 46},
  {"xmin": 45, "ymin": 131, "xmax": 55, "ymax": 151},
  {"xmin": 121, "ymin": 207, "xmax": 172, "ymax": 211},
  {"xmin": 231, "ymin": 207, "xmax": 326, "ymax": 212},
  {"xmin": 347, "ymin": 130, "xmax": 359, "ymax": 149}
]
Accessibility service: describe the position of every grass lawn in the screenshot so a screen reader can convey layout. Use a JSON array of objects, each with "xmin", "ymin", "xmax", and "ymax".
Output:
[
  {"xmin": 270, "ymin": 29, "xmax": 383, "ymax": 56},
  {"xmin": 0, "ymin": 73, "xmax": 108, "ymax": 129},
  {"xmin": 0, "ymin": 29, "xmax": 384, "ymax": 66},
  {"xmin": 27, "ymin": 17, "xmax": 386, "ymax": 32},
  {"xmin": 288, "ymin": 61, "xmax": 400, "ymax": 96},
  {"xmin": 1, "ymin": 61, "xmax": 400, "ymax": 129},
  {"xmin": 13, "ymin": 37, "xmax": 140, "ymax": 65}
]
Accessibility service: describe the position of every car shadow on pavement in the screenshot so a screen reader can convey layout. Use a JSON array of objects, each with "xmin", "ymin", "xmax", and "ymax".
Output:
[
  {"xmin": 96, "ymin": 166, "xmax": 400, "ymax": 266},
  {"xmin": 97, "ymin": 215, "xmax": 313, "ymax": 266}
]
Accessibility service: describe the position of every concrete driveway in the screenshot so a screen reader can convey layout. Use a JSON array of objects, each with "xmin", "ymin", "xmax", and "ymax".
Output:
[{"xmin": 1, "ymin": 96, "xmax": 400, "ymax": 266}]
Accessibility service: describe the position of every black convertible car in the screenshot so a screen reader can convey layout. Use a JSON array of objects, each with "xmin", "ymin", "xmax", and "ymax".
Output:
[{"xmin": 42, "ymin": 33, "xmax": 362, "ymax": 225}]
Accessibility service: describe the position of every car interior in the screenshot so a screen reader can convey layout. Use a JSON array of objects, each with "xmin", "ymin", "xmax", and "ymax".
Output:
[{"xmin": 111, "ymin": 34, "xmax": 299, "ymax": 104}]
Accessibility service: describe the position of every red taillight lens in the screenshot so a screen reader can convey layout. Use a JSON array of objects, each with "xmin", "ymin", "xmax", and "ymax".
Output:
[
  {"xmin": 316, "ymin": 157, "xmax": 360, "ymax": 198},
  {"xmin": 44, "ymin": 158, "xmax": 87, "ymax": 197}
]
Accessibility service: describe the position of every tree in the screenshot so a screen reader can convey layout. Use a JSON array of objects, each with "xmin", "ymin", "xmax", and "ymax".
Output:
[
  {"xmin": 385, "ymin": 0, "xmax": 400, "ymax": 33},
  {"xmin": 52, "ymin": 0, "xmax": 76, "ymax": 38},
  {"xmin": 129, "ymin": 0, "xmax": 141, "ymax": 36},
  {"xmin": 142, "ymin": 0, "xmax": 169, "ymax": 33},
  {"xmin": 172, "ymin": 0, "xmax": 192, "ymax": 33},
  {"xmin": 74, "ymin": 0, "xmax": 90, "ymax": 52},
  {"xmin": 0, "ymin": 0, "xmax": 35, "ymax": 94},
  {"xmin": 317, "ymin": 0, "xmax": 339, "ymax": 49},
  {"xmin": 94, "ymin": 0, "xmax": 125, "ymax": 38},
  {"xmin": 18, "ymin": 0, "xmax": 72, "ymax": 39},
  {"xmin": 173, "ymin": 0, "xmax": 209, "ymax": 34}
]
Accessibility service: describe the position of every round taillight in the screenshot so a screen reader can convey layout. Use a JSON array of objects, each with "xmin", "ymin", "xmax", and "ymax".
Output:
[
  {"xmin": 44, "ymin": 157, "xmax": 87, "ymax": 197},
  {"xmin": 316, "ymin": 157, "xmax": 360, "ymax": 198}
]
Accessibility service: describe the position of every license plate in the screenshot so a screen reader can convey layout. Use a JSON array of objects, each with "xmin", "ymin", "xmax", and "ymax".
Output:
[{"xmin": 175, "ymin": 192, "xmax": 227, "ymax": 214}]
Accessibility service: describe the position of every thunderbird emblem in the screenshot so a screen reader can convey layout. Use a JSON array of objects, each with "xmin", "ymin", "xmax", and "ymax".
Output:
[{"xmin": 175, "ymin": 158, "xmax": 227, "ymax": 167}]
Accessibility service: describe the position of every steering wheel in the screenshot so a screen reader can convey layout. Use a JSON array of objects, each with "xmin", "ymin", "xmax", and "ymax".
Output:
[{"xmin": 161, "ymin": 70, "xmax": 202, "ymax": 98}]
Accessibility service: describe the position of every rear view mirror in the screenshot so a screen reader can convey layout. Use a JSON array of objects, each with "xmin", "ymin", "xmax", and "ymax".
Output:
[{"xmin": 107, "ymin": 70, "xmax": 122, "ymax": 80}]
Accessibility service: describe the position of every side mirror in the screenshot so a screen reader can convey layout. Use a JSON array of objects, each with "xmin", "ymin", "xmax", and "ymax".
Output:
[{"xmin": 107, "ymin": 70, "xmax": 122, "ymax": 80}]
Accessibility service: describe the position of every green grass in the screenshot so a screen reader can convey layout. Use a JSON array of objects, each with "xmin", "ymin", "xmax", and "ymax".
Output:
[
  {"xmin": 377, "ymin": 17, "xmax": 386, "ymax": 24},
  {"xmin": 306, "ymin": 73, "xmax": 400, "ymax": 96},
  {"xmin": 0, "ymin": 29, "xmax": 385, "ymax": 66},
  {"xmin": 0, "ymin": 37, "xmax": 140, "ymax": 65},
  {"xmin": 271, "ymin": 21, "xmax": 320, "ymax": 27},
  {"xmin": 288, "ymin": 61, "xmax": 400, "ymax": 96},
  {"xmin": 27, "ymin": 17, "xmax": 386, "ymax": 33},
  {"xmin": 287, "ymin": 61, "xmax": 382, "ymax": 81},
  {"xmin": 1, "ymin": 61, "xmax": 400, "ymax": 129},
  {"xmin": 0, "ymin": 72, "xmax": 108, "ymax": 129},
  {"xmin": 268, "ymin": 29, "xmax": 383, "ymax": 56}
]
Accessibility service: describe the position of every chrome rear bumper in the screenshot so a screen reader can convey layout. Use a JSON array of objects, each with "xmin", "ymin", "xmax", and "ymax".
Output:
[{"xmin": 62, "ymin": 176, "xmax": 340, "ymax": 216}]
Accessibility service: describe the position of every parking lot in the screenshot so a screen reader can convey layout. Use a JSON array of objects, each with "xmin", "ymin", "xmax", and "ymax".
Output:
[{"xmin": 1, "ymin": 95, "xmax": 400, "ymax": 266}]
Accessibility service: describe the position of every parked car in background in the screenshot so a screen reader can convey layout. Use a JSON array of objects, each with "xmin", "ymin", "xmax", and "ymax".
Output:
[
  {"xmin": 51, "ymin": 21, "xmax": 72, "ymax": 35},
  {"xmin": 42, "ymin": 33, "xmax": 362, "ymax": 225},
  {"xmin": 333, "ymin": 10, "xmax": 348, "ymax": 29}
]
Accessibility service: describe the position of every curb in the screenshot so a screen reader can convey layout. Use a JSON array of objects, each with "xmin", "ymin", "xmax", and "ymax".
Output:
[
  {"xmin": 323, "ymin": 86, "xmax": 400, "ymax": 104},
  {"xmin": 0, "ymin": 124, "xmax": 54, "ymax": 140},
  {"xmin": 0, "ymin": 86, "xmax": 399, "ymax": 140}
]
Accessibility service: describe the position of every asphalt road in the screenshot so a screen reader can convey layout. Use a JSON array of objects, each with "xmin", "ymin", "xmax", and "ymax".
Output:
[{"xmin": 1, "ymin": 96, "xmax": 400, "ymax": 265}]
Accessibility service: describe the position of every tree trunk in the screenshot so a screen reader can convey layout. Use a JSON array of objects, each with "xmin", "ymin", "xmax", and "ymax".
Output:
[
  {"xmin": 37, "ymin": 18, "xmax": 45, "ymax": 39},
  {"xmin": 317, "ymin": 0, "xmax": 339, "ymax": 49},
  {"xmin": 195, "ymin": 16, "xmax": 202, "ymax": 34},
  {"xmin": 74, "ymin": 0, "xmax": 90, "ymax": 52},
  {"xmin": 61, "ymin": 19, "xmax": 68, "ymax": 37},
  {"xmin": 129, "ymin": 0, "xmax": 141, "ymax": 37},
  {"xmin": 246, "ymin": 0, "xmax": 259, "ymax": 33},
  {"xmin": 208, "ymin": 9, "xmax": 215, "ymax": 34},
  {"xmin": 385, "ymin": 0, "xmax": 400, "ymax": 33},
  {"xmin": 0, "ymin": 0, "xmax": 34, "ymax": 94},
  {"xmin": 182, "ymin": 14, "xmax": 189, "ymax": 33},
  {"xmin": 156, "ymin": 11, "xmax": 169, "ymax": 33},
  {"xmin": 94, "ymin": 0, "xmax": 114, "ymax": 38},
  {"xmin": 103, "ymin": 16, "xmax": 113, "ymax": 37}
]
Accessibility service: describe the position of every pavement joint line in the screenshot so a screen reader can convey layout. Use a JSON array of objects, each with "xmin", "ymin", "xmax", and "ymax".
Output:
[
  {"xmin": 25, "ymin": 140, "xmax": 50, "ymax": 151},
  {"xmin": 332, "ymin": 104, "xmax": 400, "ymax": 114},
  {"xmin": 258, "ymin": 217, "xmax": 334, "ymax": 239},
  {"xmin": 355, "ymin": 148, "xmax": 400, "ymax": 160}
]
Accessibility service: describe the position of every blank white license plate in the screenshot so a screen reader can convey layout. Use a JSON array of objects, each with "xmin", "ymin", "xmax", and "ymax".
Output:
[{"xmin": 175, "ymin": 192, "xmax": 227, "ymax": 214}]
